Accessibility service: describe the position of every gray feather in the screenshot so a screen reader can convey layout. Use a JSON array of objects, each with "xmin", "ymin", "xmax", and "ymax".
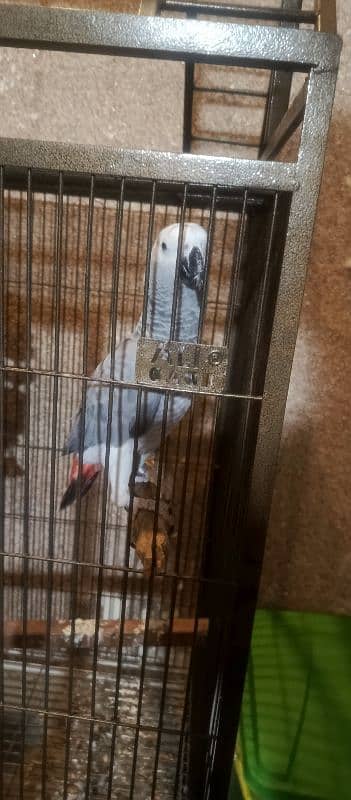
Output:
[{"xmin": 64, "ymin": 335, "xmax": 162, "ymax": 454}]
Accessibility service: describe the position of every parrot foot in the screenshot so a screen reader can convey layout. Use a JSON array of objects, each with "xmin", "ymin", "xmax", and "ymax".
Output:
[{"xmin": 134, "ymin": 453, "xmax": 157, "ymax": 486}]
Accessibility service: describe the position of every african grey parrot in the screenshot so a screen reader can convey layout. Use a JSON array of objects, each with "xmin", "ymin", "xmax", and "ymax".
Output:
[{"xmin": 60, "ymin": 222, "xmax": 208, "ymax": 511}]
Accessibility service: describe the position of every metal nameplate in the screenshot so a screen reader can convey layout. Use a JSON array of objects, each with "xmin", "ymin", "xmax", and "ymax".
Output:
[{"xmin": 135, "ymin": 338, "xmax": 228, "ymax": 394}]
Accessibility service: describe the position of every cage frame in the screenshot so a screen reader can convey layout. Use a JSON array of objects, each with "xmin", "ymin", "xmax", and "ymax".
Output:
[
  {"xmin": 147, "ymin": 0, "xmax": 337, "ymax": 33},
  {"xmin": 0, "ymin": 4, "xmax": 341, "ymax": 799}
]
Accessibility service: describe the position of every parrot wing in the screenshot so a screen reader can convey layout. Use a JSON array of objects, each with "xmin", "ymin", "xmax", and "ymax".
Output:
[
  {"xmin": 60, "ymin": 334, "xmax": 163, "ymax": 509},
  {"xmin": 64, "ymin": 336, "xmax": 163, "ymax": 453}
]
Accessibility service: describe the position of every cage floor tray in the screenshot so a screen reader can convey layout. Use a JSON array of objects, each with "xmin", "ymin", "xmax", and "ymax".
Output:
[{"xmin": 2, "ymin": 657, "xmax": 188, "ymax": 799}]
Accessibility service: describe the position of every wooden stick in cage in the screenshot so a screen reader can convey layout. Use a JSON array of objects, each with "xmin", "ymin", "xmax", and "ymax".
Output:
[
  {"xmin": 131, "ymin": 481, "xmax": 176, "ymax": 575},
  {"xmin": 132, "ymin": 508, "xmax": 169, "ymax": 575},
  {"xmin": 4, "ymin": 617, "xmax": 208, "ymax": 649}
]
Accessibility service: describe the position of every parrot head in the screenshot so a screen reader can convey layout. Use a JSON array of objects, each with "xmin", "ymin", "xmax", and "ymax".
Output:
[{"xmin": 151, "ymin": 222, "xmax": 208, "ymax": 301}]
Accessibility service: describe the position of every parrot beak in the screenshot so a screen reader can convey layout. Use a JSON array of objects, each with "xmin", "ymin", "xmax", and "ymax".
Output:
[{"xmin": 180, "ymin": 246, "xmax": 205, "ymax": 296}]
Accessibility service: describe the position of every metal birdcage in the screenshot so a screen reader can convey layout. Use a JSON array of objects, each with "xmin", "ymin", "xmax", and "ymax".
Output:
[{"xmin": 0, "ymin": 1, "xmax": 340, "ymax": 799}]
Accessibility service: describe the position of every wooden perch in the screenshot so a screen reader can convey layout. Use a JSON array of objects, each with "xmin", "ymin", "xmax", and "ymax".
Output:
[{"xmin": 3, "ymin": 617, "xmax": 209, "ymax": 650}]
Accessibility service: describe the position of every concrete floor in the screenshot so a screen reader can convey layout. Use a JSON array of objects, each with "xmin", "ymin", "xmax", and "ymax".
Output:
[{"xmin": 0, "ymin": 1, "xmax": 349, "ymax": 614}]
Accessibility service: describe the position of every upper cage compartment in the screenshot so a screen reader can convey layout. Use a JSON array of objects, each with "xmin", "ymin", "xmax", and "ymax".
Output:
[
  {"xmin": 0, "ymin": 1, "xmax": 339, "ymax": 163},
  {"xmin": 140, "ymin": 0, "xmax": 337, "ymax": 160}
]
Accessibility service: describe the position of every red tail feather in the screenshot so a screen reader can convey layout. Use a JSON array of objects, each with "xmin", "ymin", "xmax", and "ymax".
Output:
[{"xmin": 60, "ymin": 456, "xmax": 101, "ymax": 510}]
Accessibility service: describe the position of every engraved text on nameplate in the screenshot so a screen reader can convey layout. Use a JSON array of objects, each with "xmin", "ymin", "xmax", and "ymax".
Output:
[{"xmin": 135, "ymin": 339, "xmax": 228, "ymax": 393}]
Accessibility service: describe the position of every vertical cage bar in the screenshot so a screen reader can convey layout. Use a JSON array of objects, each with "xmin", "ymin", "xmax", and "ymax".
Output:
[
  {"xmin": 139, "ymin": 0, "xmax": 160, "ymax": 14},
  {"xmin": 197, "ymin": 187, "xmax": 217, "ymax": 340},
  {"xmin": 131, "ymin": 206, "xmax": 143, "ymax": 327},
  {"xmin": 63, "ymin": 175, "xmax": 95, "ymax": 800},
  {"xmin": 32, "ymin": 191, "xmax": 47, "ymax": 625},
  {"xmin": 140, "ymin": 183, "xmax": 157, "ymax": 338},
  {"xmin": 169, "ymin": 184, "xmax": 188, "ymax": 338},
  {"xmin": 128, "ymin": 389, "xmax": 171, "ymax": 799},
  {"xmin": 19, "ymin": 169, "xmax": 33, "ymax": 800},
  {"xmin": 58, "ymin": 194, "xmax": 79, "ymax": 608},
  {"xmin": 85, "ymin": 179, "xmax": 125, "ymax": 800},
  {"xmin": 259, "ymin": 0, "xmax": 303, "ymax": 157},
  {"xmin": 119, "ymin": 200, "xmax": 131, "ymax": 339},
  {"xmin": 151, "ymin": 397, "xmax": 196, "ymax": 796},
  {"xmin": 128, "ymin": 186, "xmax": 190, "ymax": 797},
  {"xmin": 0, "ymin": 167, "xmax": 5, "ymax": 800},
  {"xmin": 224, "ymin": 191, "xmax": 248, "ymax": 348},
  {"xmin": 41, "ymin": 173, "xmax": 63, "ymax": 798},
  {"xmin": 316, "ymin": 0, "xmax": 337, "ymax": 33},
  {"xmin": 182, "ymin": 4, "xmax": 197, "ymax": 153},
  {"xmin": 183, "ymin": 60, "xmax": 195, "ymax": 153},
  {"xmin": 173, "ymin": 581, "xmax": 207, "ymax": 798},
  {"xmin": 107, "ymin": 180, "xmax": 157, "ymax": 800}
]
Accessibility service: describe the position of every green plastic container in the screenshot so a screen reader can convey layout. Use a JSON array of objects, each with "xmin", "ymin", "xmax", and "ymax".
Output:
[{"xmin": 237, "ymin": 610, "xmax": 351, "ymax": 800}]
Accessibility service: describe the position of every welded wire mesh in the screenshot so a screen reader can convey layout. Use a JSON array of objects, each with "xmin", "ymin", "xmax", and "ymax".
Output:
[
  {"xmin": 0, "ymin": 166, "xmax": 285, "ymax": 797},
  {"xmin": 2, "ymin": 179, "xmax": 237, "ymax": 617}
]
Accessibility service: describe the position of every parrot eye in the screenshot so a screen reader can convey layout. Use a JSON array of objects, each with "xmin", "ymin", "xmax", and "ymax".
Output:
[{"xmin": 161, "ymin": 241, "xmax": 167, "ymax": 251}]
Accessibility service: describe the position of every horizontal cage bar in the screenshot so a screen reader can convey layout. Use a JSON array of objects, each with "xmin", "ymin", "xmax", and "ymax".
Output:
[
  {"xmin": 160, "ymin": 1, "xmax": 318, "ymax": 26},
  {"xmin": 0, "ymin": 548, "xmax": 238, "ymax": 587},
  {"xmin": 0, "ymin": 5, "xmax": 341, "ymax": 71},
  {"xmin": 0, "ymin": 364, "xmax": 263, "ymax": 401},
  {"xmin": 0, "ymin": 138, "xmax": 299, "ymax": 192},
  {"xmin": 0, "ymin": 700, "xmax": 217, "ymax": 741}
]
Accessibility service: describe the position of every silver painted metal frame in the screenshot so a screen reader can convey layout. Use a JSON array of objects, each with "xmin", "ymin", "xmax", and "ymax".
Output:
[
  {"xmin": 0, "ymin": 4, "xmax": 341, "ymax": 799},
  {"xmin": 248, "ymin": 62, "xmax": 340, "ymax": 553},
  {"xmin": 0, "ymin": 6, "xmax": 340, "ymax": 69},
  {"xmin": 0, "ymin": 139, "xmax": 299, "ymax": 192}
]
